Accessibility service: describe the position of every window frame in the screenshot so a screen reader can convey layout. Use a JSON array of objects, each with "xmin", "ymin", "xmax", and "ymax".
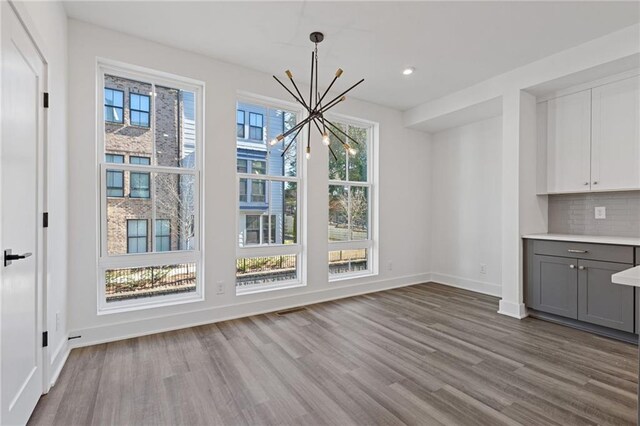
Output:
[
  {"xmin": 248, "ymin": 112, "xmax": 264, "ymax": 141},
  {"xmin": 97, "ymin": 60, "xmax": 205, "ymax": 314},
  {"xmin": 237, "ymin": 109, "xmax": 245, "ymax": 138},
  {"xmin": 104, "ymin": 88, "xmax": 124, "ymax": 124},
  {"xmin": 326, "ymin": 114, "xmax": 378, "ymax": 281},
  {"xmin": 105, "ymin": 154, "xmax": 125, "ymax": 197},
  {"xmin": 127, "ymin": 219, "xmax": 148, "ymax": 254},
  {"xmin": 155, "ymin": 219, "xmax": 171, "ymax": 252},
  {"xmin": 236, "ymin": 95, "xmax": 305, "ymax": 295},
  {"xmin": 129, "ymin": 92, "xmax": 151, "ymax": 128}
]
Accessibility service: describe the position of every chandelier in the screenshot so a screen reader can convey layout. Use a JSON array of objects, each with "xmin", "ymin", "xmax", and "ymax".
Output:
[{"xmin": 271, "ymin": 32, "xmax": 365, "ymax": 160}]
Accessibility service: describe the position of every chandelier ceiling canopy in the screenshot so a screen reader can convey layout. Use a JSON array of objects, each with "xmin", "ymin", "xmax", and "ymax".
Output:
[{"xmin": 271, "ymin": 32, "xmax": 365, "ymax": 160}]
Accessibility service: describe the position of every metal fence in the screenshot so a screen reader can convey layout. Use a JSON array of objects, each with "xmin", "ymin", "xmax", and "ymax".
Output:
[
  {"xmin": 106, "ymin": 263, "xmax": 196, "ymax": 302},
  {"xmin": 236, "ymin": 255, "xmax": 297, "ymax": 287}
]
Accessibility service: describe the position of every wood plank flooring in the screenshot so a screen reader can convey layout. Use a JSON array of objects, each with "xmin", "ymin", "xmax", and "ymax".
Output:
[{"xmin": 29, "ymin": 283, "xmax": 638, "ymax": 425}]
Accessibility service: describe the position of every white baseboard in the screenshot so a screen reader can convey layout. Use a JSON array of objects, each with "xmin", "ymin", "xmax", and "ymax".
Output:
[
  {"xmin": 49, "ymin": 336, "xmax": 70, "ymax": 388},
  {"xmin": 429, "ymin": 272, "xmax": 501, "ymax": 297},
  {"xmin": 69, "ymin": 273, "xmax": 432, "ymax": 349},
  {"xmin": 498, "ymin": 299, "xmax": 528, "ymax": 319}
]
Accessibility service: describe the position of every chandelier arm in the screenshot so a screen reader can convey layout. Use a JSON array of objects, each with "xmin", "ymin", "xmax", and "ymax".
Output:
[
  {"xmin": 311, "ymin": 117, "xmax": 326, "ymax": 137},
  {"xmin": 314, "ymin": 45, "xmax": 319, "ymax": 108},
  {"xmin": 308, "ymin": 52, "xmax": 315, "ymax": 117},
  {"xmin": 327, "ymin": 144, "xmax": 338, "ymax": 162},
  {"xmin": 287, "ymin": 76, "xmax": 311, "ymax": 112},
  {"xmin": 318, "ymin": 78, "xmax": 365, "ymax": 114},
  {"xmin": 316, "ymin": 75, "xmax": 339, "ymax": 108},
  {"xmin": 323, "ymin": 118, "xmax": 360, "ymax": 146},
  {"xmin": 325, "ymin": 124, "xmax": 349, "ymax": 149},
  {"xmin": 281, "ymin": 115, "xmax": 312, "ymax": 139},
  {"xmin": 317, "ymin": 93, "xmax": 326, "ymax": 133},
  {"xmin": 280, "ymin": 125, "xmax": 304, "ymax": 158},
  {"xmin": 273, "ymin": 76, "xmax": 308, "ymax": 111}
]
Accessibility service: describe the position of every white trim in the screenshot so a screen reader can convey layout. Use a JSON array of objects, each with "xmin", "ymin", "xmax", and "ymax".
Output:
[
  {"xmin": 430, "ymin": 272, "xmax": 502, "ymax": 297},
  {"xmin": 48, "ymin": 336, "xmax": 70, "ymax": 388},
  {"xmin": 535, "ymin": 68, "xmax": 640, "ymax": 103},
  {"xmin": 498, "ymin": 300, "xmax": 529, "ymax": 319},
  {"xmin": 68, "ymin": 273, "xmax": 432, "ymax": 349}
]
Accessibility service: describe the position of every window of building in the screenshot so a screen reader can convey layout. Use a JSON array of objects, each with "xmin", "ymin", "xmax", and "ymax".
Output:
[
  {"xmin": 105, "ymin": 154, "xmax": 124, "ymax": 197},
  {"xmin": 237, "ymin": 110, "xmax": 245, "ymax": 138},
  {"xmin": 130, "ymin": 156, "xmax": 151, "ymax": 199},
  {"xmin": 105, "ymin": 88, "xmax": 124, "ymax": 124},
  {"xmin": 328, "ymin": 119, "xmax": 376, "ymax": 279},
  {"xmin": 130, "ymin": 93, "xmax": 151, "ymax": 127},
  {"xmin": 236, "ymin": 99, "xmax": 302, "ymax": 294},
  {"xmin": 127, "ymin": 219, "xmax": 148, "ymax": 253},
  {"xmin": 99, "ymin": 64, "xmax": 203, "ymax": 311},
  {"xmin": 155, "ymin": 219, "xmax": 171, "ymax": 252},
  {"xmin": 248, "ymin": 112, "xmax": 263, "ymax": 140}
]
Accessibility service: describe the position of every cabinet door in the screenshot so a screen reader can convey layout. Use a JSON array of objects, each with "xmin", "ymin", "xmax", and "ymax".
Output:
[
  {"xmin": 591, "ymin": 76, "xmax": 640, "ymax": 191},
  {"xmin": 531, "ymin": 255, "xmax": 578, "ymax": 318},
  {"xmin": 578, "ymin": 259, "xmax": 634, "ymax": 332},
  {"xmin": 547, "ymin": 90, "xmax": 592, "ymax": 193}
]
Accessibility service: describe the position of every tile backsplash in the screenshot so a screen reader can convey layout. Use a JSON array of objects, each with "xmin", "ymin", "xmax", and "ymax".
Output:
[{"xmin": 548, "ymin": 192, "xmax": 640, "ymax": 237}]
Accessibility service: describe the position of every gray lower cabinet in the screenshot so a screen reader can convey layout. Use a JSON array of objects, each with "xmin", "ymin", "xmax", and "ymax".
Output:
[
  {"xmin": 530, "ymin": 255, "xmax": 578, "ymax": 318},
  {"xmin": 577, "ymin": 259, "xmax": 634, "ymax": 333},
  {"xmin": 526, "ymin": 239, "xmax": 637, "ymax": 335}
]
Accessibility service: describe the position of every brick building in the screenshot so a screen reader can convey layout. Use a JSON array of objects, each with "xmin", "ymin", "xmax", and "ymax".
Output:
[{"xmin": 104, "ymin": 75, "xmax": 194, "ymax": 255}]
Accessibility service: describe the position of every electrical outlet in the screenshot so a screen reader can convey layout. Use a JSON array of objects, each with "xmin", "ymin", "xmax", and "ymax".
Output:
[
  {"xmin": 480, "ymin": 264, "xmax": 487, "ymax": 275},
  {"xmin": 595, "ymin": 206, "xmax": 606, "ymax": 219},
  {"xmin": 216, "ymin": 281, "xmax": 225, "ymax": 295},
  {"xmin": 387, "ymin": 261, "xmax": 393, "ymax": 271}
]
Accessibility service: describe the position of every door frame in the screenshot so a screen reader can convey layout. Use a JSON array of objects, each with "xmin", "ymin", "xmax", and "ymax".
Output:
[{"xmin": 1, "ymin": 0, "xmax": 50, "ymax": 395}]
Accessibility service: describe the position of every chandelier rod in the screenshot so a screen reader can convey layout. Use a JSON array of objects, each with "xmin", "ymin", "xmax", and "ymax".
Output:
[{"xmin": 323, "ymin": 118, "xmax": 360, "ymax": 146}]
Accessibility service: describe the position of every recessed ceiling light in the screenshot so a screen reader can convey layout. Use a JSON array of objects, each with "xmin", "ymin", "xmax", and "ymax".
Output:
[{"xmin": 403, "ymin": 67, "xmax": 415, "ymax": 76}]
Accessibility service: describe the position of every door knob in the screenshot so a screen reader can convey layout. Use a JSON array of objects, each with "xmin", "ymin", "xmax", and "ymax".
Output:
[
  {"xmin": 4, "ymin": 249, "xmax": 32, "ymax": 267},
  {"xmin": 569, "ymin": 264, "xmax": 576, "ymax": 269},
  {"xmin": 578, "ymin": 266, "xmax": 586, "ymax": 270}
]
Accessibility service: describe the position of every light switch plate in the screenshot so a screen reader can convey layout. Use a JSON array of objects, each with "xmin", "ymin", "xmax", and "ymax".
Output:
[{"xmin": 595, "ymin": 206, "xmax": 606, "ymax": 219}]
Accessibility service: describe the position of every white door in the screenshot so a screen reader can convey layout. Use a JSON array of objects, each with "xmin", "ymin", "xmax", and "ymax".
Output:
[
  {"xmin": 1, "ymin": 3, "xmax": 46, "ymax": 425},
  {"xmin": 591, "ymin": 75, "xmax": 640, "ymax": 191},
  {"xmin": 547, "ymin": 89, "xmax": 592, "ymax": 193}
]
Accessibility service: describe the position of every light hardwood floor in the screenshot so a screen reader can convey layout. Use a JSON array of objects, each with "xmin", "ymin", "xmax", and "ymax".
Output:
[{"xmin": 29, "ymin": 283, "xmax": 638, "ymax": 425}]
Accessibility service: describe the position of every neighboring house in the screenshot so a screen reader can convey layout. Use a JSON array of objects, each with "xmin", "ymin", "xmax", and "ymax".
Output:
[
  {"xmin": 104, "ymin": 75, "xmax": 194, "ymax": 255},
  {"xmin": 236, "ymin": 102, "xmax": 287, "ymax": 246}
]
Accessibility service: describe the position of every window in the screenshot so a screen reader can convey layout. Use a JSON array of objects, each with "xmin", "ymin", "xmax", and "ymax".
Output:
[
  {"xmin": 237, "ymin": 110, "xmax": 245, "ymax": 138},
  {"xmin": 155, "ymin": 219, "xmax": 171, "ymax": 252},
  {"xmin": 130, "ymin": 156, "xmax": 151, "ymax": 199},
  {"xmin": 130, "ymin": 93, "xmax": 151, "ymax": 127},
  {"xmin": 248, "ymin": 112, "xmax": 263, "ymax": 140},
  {"xmin": 328, "ymin": 119, "xmax": 375, "ymax": 278},
  {"xmin": 104, "ymin": 88, "xmax": 124, "ymax": 123},
  {"xmin": 236, "ymin": 100, "xmax": 301, "ymax": 294},
  {"xmin": 99, "ymin": 65, "xmax": 202, "ymax": 310},
  {"xmin": 127, "ymin": 219, "xmax": 148, "ymax": 253},
  {"xmin": 105, "ymin": 154, "xmax": 124, "ymax": 197}
]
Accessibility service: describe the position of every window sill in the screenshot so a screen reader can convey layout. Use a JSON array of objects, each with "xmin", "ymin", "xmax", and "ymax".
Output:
[
  {"xmin": 98, "ymin": 290, "xmax": 203, "ymax": 316},
  {"xmin": 329, "ymin": 270, "xmax": 377, "ymax": 283},
  {"xmin": 236, "ymin": 280, "xmax": 305, "ymax": 297}
]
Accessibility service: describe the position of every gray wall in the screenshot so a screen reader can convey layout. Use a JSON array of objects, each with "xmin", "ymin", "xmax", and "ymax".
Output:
[{"xmin": 548, "ymin": 192, "xmax": 640, "ymax": 237}]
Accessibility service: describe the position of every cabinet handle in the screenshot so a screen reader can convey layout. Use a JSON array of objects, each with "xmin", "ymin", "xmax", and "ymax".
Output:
[
  {"xmin": 584, "ymin": 182, "xmax": 589, "ymax": 186},
  {"xmin": 578, "ymin": 266, "xmax": 586, "ymax": 270},
  {"xmin": 567, "ymin": 249, "xmax": 588, "ymax": 254},
  {"xmin": 593, "ymin": 181, "xmax": 598, "ymax": 185},
  {"xmin": 569, "ymin": 264, "xmax": 576, "ymax": 269}
]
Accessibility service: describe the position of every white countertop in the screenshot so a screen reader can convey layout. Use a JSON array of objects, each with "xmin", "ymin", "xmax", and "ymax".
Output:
[
  {"xmin": 522, "ymin": 233, "xmax": 640, "ymax": 246},
  {"xmin": 612, "ymin": 266, "xmax": 640, "ymax": 287}
]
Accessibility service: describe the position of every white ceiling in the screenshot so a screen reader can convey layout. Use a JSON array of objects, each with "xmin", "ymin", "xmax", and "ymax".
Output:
[{"xmin": 63, "ymin": 1, "xmax": 640, "ymax": 111}]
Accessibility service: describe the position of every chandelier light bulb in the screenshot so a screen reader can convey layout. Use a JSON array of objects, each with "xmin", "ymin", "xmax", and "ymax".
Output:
[
  {"xmin": 349, "ymin": 147, "xmax": 357, "ymax": 156},
  {"xmin": 270, "ymin": 134, "xmax": 284, "ymax": 146},
  {"xmin": 306, "ymin": 146, "xmax": 311, "ymax": 160},
  {"xmin": 322, "ymin": 132, "xmax": 330, "ymax": 146}
]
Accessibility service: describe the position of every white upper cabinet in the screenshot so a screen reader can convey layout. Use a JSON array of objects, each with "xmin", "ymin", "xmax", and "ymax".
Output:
[
  {"xmin": 547, "ymin": 89, "xmax": 592, "ymax": 193},
  {"xmin": 591, "ymin": 76, "xmax": 640, "ymax": 191}
]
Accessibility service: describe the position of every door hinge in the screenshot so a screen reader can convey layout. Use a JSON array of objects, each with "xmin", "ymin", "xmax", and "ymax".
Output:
[
  {"xmin": 43, "ymin": 92, "xmax": 49, "ymax": 108},
  {"xmin": 43, "ymin": 212, "xmax": 49, "ymax": 228},
  {"xmin": 42, "ymin": 331, "xmax": 48, "ymax": 348}
]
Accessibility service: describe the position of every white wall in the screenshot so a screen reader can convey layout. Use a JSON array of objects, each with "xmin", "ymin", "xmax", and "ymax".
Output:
[
  {"xmin": 429, "ymin": 116, "xmax": 502, "ymax": 296},
  {"xmin": 67, "ymin": 20, "xmax": 431, "ymax": 346},
  {"xmin": 10, "ymin": 1, "xmax": 69, "ymax": 387}
]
